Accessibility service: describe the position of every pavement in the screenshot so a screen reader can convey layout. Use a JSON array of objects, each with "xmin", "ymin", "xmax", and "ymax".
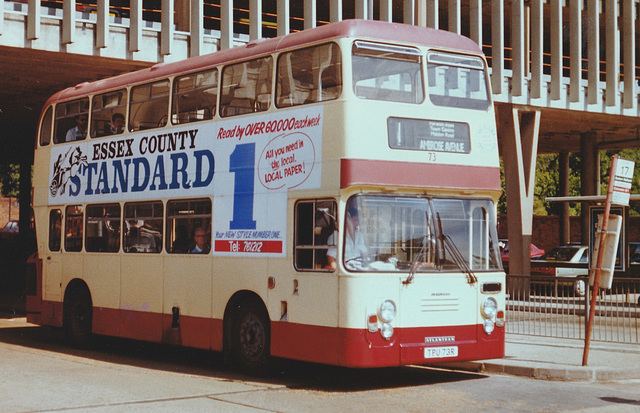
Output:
[
  {"xmin": 443, "ymin": 335, "xmax": 640, "ymax": 383},
  {"xmin": 2, "ymin": 288, "xmax": 639, "ymax": 383}
]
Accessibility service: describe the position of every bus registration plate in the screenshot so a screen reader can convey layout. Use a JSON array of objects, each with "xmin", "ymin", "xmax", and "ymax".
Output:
[{"xmin": 424, "ymin": 346, "xmax": 458, "ymax": 359}]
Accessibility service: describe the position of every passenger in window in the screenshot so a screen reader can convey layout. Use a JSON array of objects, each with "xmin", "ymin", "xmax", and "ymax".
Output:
[
  {"xmin": 314, "ymin": 208, "xmax": 336, "ymax": 269},
  {"xmin": 110, "ymin": 113, "xmax": 125, "ymax": 134},
  {"xmin": 126, "ymin": 221, "xmax": 158, "ymax": 253},
  {"xmin": 191, "ymin": 227, "xmax": 210, "ymax": 254},
  {"xmin": 326, "ymin": 233, "xmax": 338, "ymax": 269},
  {"xmin": 172, "ymin": 225, "xmax": 191, "ymax": 253},
  {"xmin": 66, "ymin": 115, "xmax": 88, "ymax": 142}
]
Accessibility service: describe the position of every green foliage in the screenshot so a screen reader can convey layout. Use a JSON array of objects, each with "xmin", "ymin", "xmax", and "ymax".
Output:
[
  {"xmin": 498, "ymin": 159, "xmax": 506, "ymax": 214},
  {"xmin": 500, "ymin": 149, "xmax": 640, "ymax": 216},
  {"xmin": 533, "ymin": 154, "xmax": 559, "ymax": 215},
  {"xmin": 0, "ymin": 164, "xmax": 20, "ymax": 197}
]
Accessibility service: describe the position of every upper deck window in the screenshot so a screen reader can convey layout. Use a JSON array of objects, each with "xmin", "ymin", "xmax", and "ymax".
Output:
[
  {"xmin": 276, "ymin": 43, "xmax": 342, "ymax": 108},
  {"xmin": 129, "ymin": 80, "xmax": 170, "ymax": 132},
  {"xmin": 172, "ymin": 69, "xmax": 218, "ymax": 125},
  {"xmin": 39, "ymin": 106, "xmax": 53, "ymax": 147},
  {"xmin": 220, "ymin": 56, "xmax": 273, "ymax": 117},
  {"xmin": 92, "ymin": 89, "xmax": 127, "ymax": 138},
  {"xmin": 426, "ymin": 52, "xmax": 490, "ymax": 110},
  {"xmin": 54, "ymin": 98, "xmax": 90, "ymax": 144},
  {"xmin": 352, "ymin": 41, "xmax": 423, "ymax": 104}
]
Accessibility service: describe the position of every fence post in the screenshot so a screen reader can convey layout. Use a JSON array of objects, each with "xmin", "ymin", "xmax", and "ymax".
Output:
[{"xmin": 584, "ymin": 280, "xmax": 590, "ymax": 334}]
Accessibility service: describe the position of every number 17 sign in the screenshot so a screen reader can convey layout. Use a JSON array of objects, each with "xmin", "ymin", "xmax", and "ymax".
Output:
[{"xmin": 611, "ymin": 157, "xmax": 635, "ymax": 206}]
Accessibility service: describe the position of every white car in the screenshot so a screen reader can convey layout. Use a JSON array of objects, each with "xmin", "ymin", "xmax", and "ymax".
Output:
[{"xmin": 532, "ymin": 245, "xmax": 589, "ymax": 296}]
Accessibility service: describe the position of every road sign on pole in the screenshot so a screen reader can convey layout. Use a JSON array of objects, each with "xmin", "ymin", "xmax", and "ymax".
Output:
[{"xmin": 583, "ymin": 155, "xmax": 635, "ymax": 366}]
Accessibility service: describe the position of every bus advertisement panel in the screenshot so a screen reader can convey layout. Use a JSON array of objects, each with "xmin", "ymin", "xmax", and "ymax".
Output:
[{"xmin": 47, "ymin": 106, "xmax": 324, "ymax": 257}]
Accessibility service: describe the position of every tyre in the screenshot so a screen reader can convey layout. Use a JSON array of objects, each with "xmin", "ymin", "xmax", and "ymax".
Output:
[
  {"xmin": 63, "ymin": 288, "xmax": 93, "ymax": 347},
  {"xmin": 230, "ymin": 300, "xmax": 272, "ymax": 374}
]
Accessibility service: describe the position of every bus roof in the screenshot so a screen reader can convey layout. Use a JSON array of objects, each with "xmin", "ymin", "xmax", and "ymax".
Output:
[{"xmin": 44, "ymin": 19, "xmax": 482, "ymax": 106}]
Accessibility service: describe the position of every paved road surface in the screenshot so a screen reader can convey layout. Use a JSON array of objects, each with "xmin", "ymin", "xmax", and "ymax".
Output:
[{"xmin": 1, "ymin": 316, "xmax": 639, "ymax": 413}]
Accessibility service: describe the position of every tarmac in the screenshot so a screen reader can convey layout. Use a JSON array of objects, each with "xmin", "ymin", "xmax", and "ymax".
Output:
[{"xmin": 1, "ymin": 289, "xmax": 639, "ymax": 383}]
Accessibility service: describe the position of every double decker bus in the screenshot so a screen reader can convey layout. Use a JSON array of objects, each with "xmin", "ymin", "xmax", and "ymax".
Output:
[{"xmin": 27, "ymin": 19, "xmax": 505, "ymax": 371}]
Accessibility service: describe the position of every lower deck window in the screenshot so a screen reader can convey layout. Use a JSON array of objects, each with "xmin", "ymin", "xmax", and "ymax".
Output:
[
  {"xmin": 86, "ymin": 204, "xmax": 121, "ymax": 252},
  {"xmin": 166, "ymin": 198, "xmax": 212, "ymax": 254},
  {"xmin": 294, "ymin": 199, "xmax": 337, "ymax": 271},
  {"xmin": 124, "ymin": 201, "xmax": 163, "ymax": 253},
  {"xmin": 65, "ymin": 205, "xmax": 84, "ymax": 252}
]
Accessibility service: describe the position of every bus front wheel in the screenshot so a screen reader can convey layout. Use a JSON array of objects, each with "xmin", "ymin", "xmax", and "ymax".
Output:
[
  {"xmin": 63, "ymin": 288, "xmax": 93, "ymax": 347},
  {"xmin": 230, "ymin": 300, "xmax": 272, "ymax": 374}
]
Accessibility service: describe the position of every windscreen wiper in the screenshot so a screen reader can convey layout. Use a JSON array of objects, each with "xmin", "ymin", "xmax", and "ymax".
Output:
[
  {"xmin": 437, "ymin": 212, "xmax": 477, "ymax": 284},
  {"xmin": 403, "ymin": 237, "xmax": 428, "ymax": 285}
]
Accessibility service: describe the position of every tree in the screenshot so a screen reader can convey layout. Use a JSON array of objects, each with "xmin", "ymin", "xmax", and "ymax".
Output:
[
  {"xmin": 0, "ymin": 163, "xmax": 20, "ymax": 197},
  {"xmin": 500, "ymin": 149, "xmax": 640, "ymax": 217}
]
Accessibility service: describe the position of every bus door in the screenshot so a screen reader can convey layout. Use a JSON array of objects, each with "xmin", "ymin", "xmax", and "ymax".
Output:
[
  {"xmin": 84, "ymin": 204, "xmax": 122, "ymax": 336},
  {"xmin": 163, "ymin": 198, "xmax": 214, "ymax": 349},
  {"xmin": 120, "ymin": 201, "xmax": 164, "ymax": 342},
  {"xmin": 43, "ymin": 208, "xmax": 64, "ymax": 325}
]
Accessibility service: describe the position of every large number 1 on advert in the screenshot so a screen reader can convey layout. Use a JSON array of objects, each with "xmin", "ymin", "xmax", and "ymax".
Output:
[{"xmin": 229, "ymin": 142, "xmax": 257, "ymax": 230}]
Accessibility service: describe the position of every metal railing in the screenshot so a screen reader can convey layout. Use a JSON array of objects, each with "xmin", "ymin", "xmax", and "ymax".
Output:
[{"xmin": 507, "ymin": 275, "xmax": 640, "ymax": 344}]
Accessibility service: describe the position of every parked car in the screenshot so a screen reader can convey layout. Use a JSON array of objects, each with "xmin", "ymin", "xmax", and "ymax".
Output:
[
  {"xmin": 532, "ymin": 245, "xmax": 589, "ymax": 296},
  {"xmin": 0, "ymin": 220, "xmax": 19, "ymax": 240},
  {"xmin": 630, "ymin": 242, "xmax": 640, "ymax": 265},
  {"xmin": 499, "ymin": 239, "xmax": 545, "ymax": 273}
]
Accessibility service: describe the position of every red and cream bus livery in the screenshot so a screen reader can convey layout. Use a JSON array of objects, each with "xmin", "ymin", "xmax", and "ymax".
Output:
[{"xmin": 27, "ymin": 19, "xmax": 505, "ymax": 371}]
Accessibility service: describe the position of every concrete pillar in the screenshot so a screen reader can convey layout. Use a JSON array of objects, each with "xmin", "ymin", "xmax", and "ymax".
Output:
[
  {"xmin": 580, "ymin": 132, "xmax": 599, "ymax": 245},
  {"xmin": 498, "ymin": 104, "xmax": 541, "ymax": 277},
  {"xmin": 559, "ymin": 151, "xmax": 570, "ymax": 245}
]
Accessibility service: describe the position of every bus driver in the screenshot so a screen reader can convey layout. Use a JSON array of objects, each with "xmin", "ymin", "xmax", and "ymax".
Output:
[{"xmin": 327, "ymin": 207, "xmax": 367, "ymax": 269}]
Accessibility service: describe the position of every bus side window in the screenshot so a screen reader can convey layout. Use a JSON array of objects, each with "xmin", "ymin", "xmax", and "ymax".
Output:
[
  {"xmin": 54, "ymin": 98, "xmax": 90, "ymax": 144},
  {"xmin": 220, "ymin": 56, "xmax": 272, "ymax": 117},
  {"xmin": 294, "ymin": 199, "xmax": 337, "ymax": 271},
  {"xmin": 86, "ymin": 204, "xmax": 121, "ymax": 253},
  {"xmin": 129, "ymin": 80, "xmax": 170, "ymax": 132},
  {"xmin": 124, "ymin": 201, "xmax": 163, "ymax": 253},
  {"xmin": 92, "ymin": 89, "xmax": 127, "ymax": 137},
  {"xmin": 166, "ymin": 198, "xmax": 212, "ymax": 254},
  {"xmin": 172, "ymin": 69, "xmax": 218, "ymax": 125},
  {"xmin": 276, "ymin": 42, "xmax": 342, "ymax": 108},
  {"xmin": 39, "ymin": 106, "xmax": 53, "ymax": 147},
  {"xmin": 65, "ymin": 205, "xmax": 84, "ymax": 252},
  {"xmin": 49, "ymin": 209, "xmax": 62, "ymax": 252}
]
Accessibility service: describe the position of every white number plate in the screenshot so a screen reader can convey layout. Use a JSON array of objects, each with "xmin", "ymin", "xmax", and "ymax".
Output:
[{"xmin": 424, "ymin": 346, "xmax": 458, "ymax": 359}]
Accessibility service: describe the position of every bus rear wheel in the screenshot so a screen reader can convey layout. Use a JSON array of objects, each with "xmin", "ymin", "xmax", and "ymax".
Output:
[
  {"xmin": 230, "ymin": 300, "xmax": 272, "ymax": 374},
  {"xmin": 63, "ymin": 288, "xmax": 93, "ymax": 347}
]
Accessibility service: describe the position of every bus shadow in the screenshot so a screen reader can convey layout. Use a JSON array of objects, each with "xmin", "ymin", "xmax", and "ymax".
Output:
[{"xmin": 0, "ymin": 322, "xmax": 488, "ymax": 392}]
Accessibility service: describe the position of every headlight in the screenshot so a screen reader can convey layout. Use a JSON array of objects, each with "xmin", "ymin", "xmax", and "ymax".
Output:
[
  {"xmin": 481, "ymin": 297, "xmax": 498, "ymax": 319},
  {"xmin": 380, "ymin": 322, "xmax": 394, "ymax": 340},
  {"xmin": 483, "ymin": 318, "xmax": 495, "ymax": 334},
  {"xmin": 379, "ymin": 300, "xmax": 397, "ymax": 323}
]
